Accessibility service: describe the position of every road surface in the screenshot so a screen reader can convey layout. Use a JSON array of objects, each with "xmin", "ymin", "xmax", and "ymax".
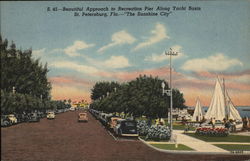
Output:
[{"xmin": 1, "ymin": 111, "xmax": 249, "ymax": 161}]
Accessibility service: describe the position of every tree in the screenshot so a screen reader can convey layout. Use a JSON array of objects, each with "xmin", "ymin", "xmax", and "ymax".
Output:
[
  {"xmin": 0, "ymin": 36, "xmax": 63, "ymax": 114},
  {"xmin": 0, "ymin": 37, "xmax": 51, "ymax": 100},
  {"xmin": 90, "ymin": 75, "xmax": 186, "ymax": 120},
  {"xmin": 90, "ymin": 81, "xmax": 120, "ymax": 100},
  {"xmin": 172, "ymin": 89, "xmax": 187, "ymax": 109},
  {"xmin": 127, "ymin": 75, "xmax": 169, "ymax": 119}
]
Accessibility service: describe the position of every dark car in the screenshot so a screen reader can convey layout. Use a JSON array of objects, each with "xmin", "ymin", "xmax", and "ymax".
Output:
[
  {"xmin": 1, "ymin": 115, "xmax": 11, "ymax": 127},
  {"xmin": 15, "ymin": 114, "xmax": 23, "ymax": 123},
  {"xmin": 37, "ymin": 111, "xmax": 46, "ymax": 118},
  {"xmin": 114, "ymin": 119, "xmax": 138, "ymax": 137},
  {"xmin": 28, "ymin": 113, "xmax": 40, "ymax": 122}
]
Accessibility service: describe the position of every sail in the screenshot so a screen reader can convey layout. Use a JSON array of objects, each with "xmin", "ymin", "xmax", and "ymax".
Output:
[
  {"xmin": 205, "ymin": 78, "xmax": 226, "ymax": 120},
  {"xmin": 192, "ymin": 98, "xmax": 203, "ymax": 121},
  {"xmin": 205, "ymin": 77, "xmax": 242, "ymax": 121},
  {"xmin": 226, "ymin": 91, "xmax": 242, "ymax": 121}
]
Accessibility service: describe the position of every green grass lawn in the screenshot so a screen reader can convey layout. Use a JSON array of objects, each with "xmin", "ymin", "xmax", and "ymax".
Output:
[
  {"xmin": 173, "ymin": 124, "xmax": 196, "ymax": 131},
  {"xmin": 214, "ymin": 144, "xmax": 250, "ymax": 151},
  {"xmin": 150, "ymin": 143, "xmax": 194, "ymax": 151},
  {"xmin": 139, "ymin": 136, "xmax": 169, "ymax": 142},
  {"xmin": 186, "ymin": 133, "xmax": 250, "ymax": 142}
]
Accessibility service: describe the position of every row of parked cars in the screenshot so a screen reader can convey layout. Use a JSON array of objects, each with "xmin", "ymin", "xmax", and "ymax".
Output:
[
  {"xmin": 1, "ymin": 108, "xmax": 69, "ymax": 127},
  {"xmin": 89, "ymin": 109, "xmax": 138, "ymax": 137}
]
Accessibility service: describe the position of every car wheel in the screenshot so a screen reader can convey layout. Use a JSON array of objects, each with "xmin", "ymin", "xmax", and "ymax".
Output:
[{"xmin": 118, "ymin": 129, "xmax": 122, "ymax": 136}]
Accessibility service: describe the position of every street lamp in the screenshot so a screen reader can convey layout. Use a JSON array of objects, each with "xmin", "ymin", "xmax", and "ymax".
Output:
[
  {"xmin": 161, "ymin": 82, "xmax": 171, "ymax": 123},
  {"xmin": 164, "ymin": 48, "xmax": 178, "ymax": 139},
  {"xmin": 12, "ymin": 86, "xmax": 16, "ymax": 94}
]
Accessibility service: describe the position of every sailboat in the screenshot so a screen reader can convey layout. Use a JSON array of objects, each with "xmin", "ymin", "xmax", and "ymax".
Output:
[
  {"xmin": 191, "ymin": 97, "xmax": 203, "ymax": 122},
  {"xmin": 205, "ymin": 77, "xmax": 242, "ymax": 121}
]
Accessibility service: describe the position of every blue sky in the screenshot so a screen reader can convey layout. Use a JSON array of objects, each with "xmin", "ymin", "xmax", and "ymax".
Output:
[{"xmin": 1, "ymin": 1, "xmax": 250, "ymax": 105}]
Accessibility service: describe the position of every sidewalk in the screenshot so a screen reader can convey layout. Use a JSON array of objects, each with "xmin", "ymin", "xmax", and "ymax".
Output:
[
  {"xmin": 140, "ymin": 130, "xmax": 250, "ymax": 154},
  {"xmin": 172, "ymin": 130, "xmax": 229, "ymax": 153}
]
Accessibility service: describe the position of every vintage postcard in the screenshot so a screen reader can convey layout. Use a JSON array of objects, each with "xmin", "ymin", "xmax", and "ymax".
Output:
[{"xmin": 1, "ymin": 1, "xmax": 250, "ymax": 161}]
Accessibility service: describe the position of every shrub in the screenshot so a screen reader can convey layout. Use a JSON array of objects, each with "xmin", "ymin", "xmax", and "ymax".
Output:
[
  {"xmin": 196, "ymin": 127, "xmax": 229, "ymax": 137},
  {"xmin": 145, "ymin": 125, "xmax": 171, "ymax": 141}
]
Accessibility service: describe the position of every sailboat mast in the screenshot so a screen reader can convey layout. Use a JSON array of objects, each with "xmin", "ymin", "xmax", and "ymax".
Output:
[{"xmin": 223, "ymin": 78, "xmax": 229, "ymax": 120}]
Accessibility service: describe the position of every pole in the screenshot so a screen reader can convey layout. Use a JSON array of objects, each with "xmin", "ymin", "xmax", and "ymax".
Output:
[
  {"xmin": 223, "ymin": 78, "xmax": 229, "ymax": 120},
  {"xmin": 170, "ymin": 52, "xmax": 173, "ymax": 135},
  {"xmin": 165, "ymin": 48, "xmax": 178, "ymax": 139}
]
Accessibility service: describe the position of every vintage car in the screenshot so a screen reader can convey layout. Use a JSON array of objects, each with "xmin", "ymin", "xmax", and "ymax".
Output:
[
  {"xmin": 1, "ymin": 115, "xmax": 11, "ymax": 127},
  {"xmin": 70, "ymin": 107, "xmax": 75, "ymax": 111},
  {"xmin": 47, "ymin": 112, "xmax": 55, "ymax": 119},
  {"xmin": 78, "ymin": 112, "xmax": 88, "ymax": 122},
  {"xmin": 28, "ymin": 113, "xmax": 40, "ymax": 122},
  {"xmin": 7, "ymin": 114, "xmax": 18, "ymax": 124},
  {"xmin": 114, "ymin": 119, "xmax": 138, "ymax": 137}
]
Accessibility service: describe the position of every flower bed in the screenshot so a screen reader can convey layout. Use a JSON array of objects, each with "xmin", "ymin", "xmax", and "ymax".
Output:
[
  {"xmin": 137, "ymin": 120, "xmax": 149, "ymax": 136},
  {"xmin": 137, "ymin": 120, "xmax": 171, "ymax": 141},
  {"xmin": 195, "ymin": 127, "xmax": 229, "ymax": 137},
  {"xmin": 145, "ymin": 125, "xmax": 171, "ymax": 141}
]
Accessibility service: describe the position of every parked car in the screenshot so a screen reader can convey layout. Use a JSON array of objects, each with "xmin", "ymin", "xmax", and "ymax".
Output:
[
  {"xmin": 7, "ymin": 114, "xmax": 17, "ymax": 124},
  {"xmin": 15, "ymin": 114, "xmax": 24, "ymax": 123},
  {"xmin": 28, "ymin": 113, "xmax": 40, "ymax": 122},
  {"xmin": 114, "ymin": 119, "xmax": 138, "ymax": 137},
  {"xmin": 70, "ymin": 107, "xmax": 75, "ymax": 111},
  {"xmin": 47, "ymin": 112, "xmax": 55, "ymax": 119},
  {"xmin": 37, "ymin": 111, "xmax": 46, "ymax": 118},
  {"xmin": 1, "ymin": 115, "xmax": 11, "ymax": 127},
  {"xmin": 78, "ymin": 112, "xmax": 88, "ymax": 122}
]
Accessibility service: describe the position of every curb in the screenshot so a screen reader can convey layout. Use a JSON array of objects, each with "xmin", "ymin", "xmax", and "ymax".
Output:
[{"xmin": 138, "ymin": 137, "xmax": 250, "ymax": 155}]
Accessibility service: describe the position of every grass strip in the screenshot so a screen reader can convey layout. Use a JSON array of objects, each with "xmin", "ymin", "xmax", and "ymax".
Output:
[
  {"xmin": 213, "ymin": 144, "xmax": 250, "ymax": 151},
  {"xmin": 173, "ymin": 124, "xmax": 195, "ymax": 131},
  {"xmin": 150, "ymin": 143, "xmax": 194, "ymax": 151},
  {"xmin": 186, "ymin": 133, "xmax": 250, "ymax": 142}
]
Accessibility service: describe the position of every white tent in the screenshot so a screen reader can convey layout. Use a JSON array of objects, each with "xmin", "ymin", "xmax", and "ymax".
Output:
[
  {"xmin": 204, "ymin": 77, "xmax": 242, "ymax": 121},
  {"xmin": 192, "ymin": 98, "xmax": 203, "ymax": 121}
]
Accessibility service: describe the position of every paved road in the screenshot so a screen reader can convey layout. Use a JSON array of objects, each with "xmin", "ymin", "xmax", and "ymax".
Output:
[{"xmin": 1, "ymin": 111, "xmax": 250, "ymax": 161}]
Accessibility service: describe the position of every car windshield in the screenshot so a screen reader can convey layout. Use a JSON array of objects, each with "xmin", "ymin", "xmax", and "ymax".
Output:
[{"xmin": 124, "ymin": 121, "xmax": 136, "ymax": 127}]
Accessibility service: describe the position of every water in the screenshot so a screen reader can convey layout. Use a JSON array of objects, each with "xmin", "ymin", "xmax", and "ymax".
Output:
[{"xmin": 202, "ymin": 106, "xmax": 250, "ymax": 118}]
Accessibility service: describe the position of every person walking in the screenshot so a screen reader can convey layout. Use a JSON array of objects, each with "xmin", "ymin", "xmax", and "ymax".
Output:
[
  {"xmin": 225, "ymin": 120, "xmax": 231, "ymax": 131},
  {"xmin": 211, "ymin": 117, "xmax": 215, "ymax": 129}
]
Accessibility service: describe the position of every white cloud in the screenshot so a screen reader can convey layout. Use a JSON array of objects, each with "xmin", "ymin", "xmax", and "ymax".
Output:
[
  {"xmin": 50, "ymin": 48, "xmax": 63, "ymax": 54},
  {"xmin": 33, "ymin": 48, "xmax": 46, "ymax": 57},
  {"xmin": 231, "ymin": 75, "xmax": 250, "ymax": 84},
  {"xmin": 51, "ymin": 61, "xmax": 99, "ymax": 74},
  {"xmin": 104, "ymin": 56, "xmax": 131, "ymax": 68},
  {"xmin": 133, "ymin": 23, "xmax": 169, "ymax": 51},
  {"xmin": 144, "ymin": 45, "xmax": 184, "ymax": 62},
  {"xmin": 64, "ymin": 41, "xmax": 95, "ymax": 57},
  {"xmin": 181, "ymin": 53, "xmax": 243, "ymax": 72},
  {"xmin": 145, "ymin": 53, "xmax": 167, "ymax": 62},
  {"xmin": 98, "ymin": 30, "xmax": 136, "ymax": 53}
]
